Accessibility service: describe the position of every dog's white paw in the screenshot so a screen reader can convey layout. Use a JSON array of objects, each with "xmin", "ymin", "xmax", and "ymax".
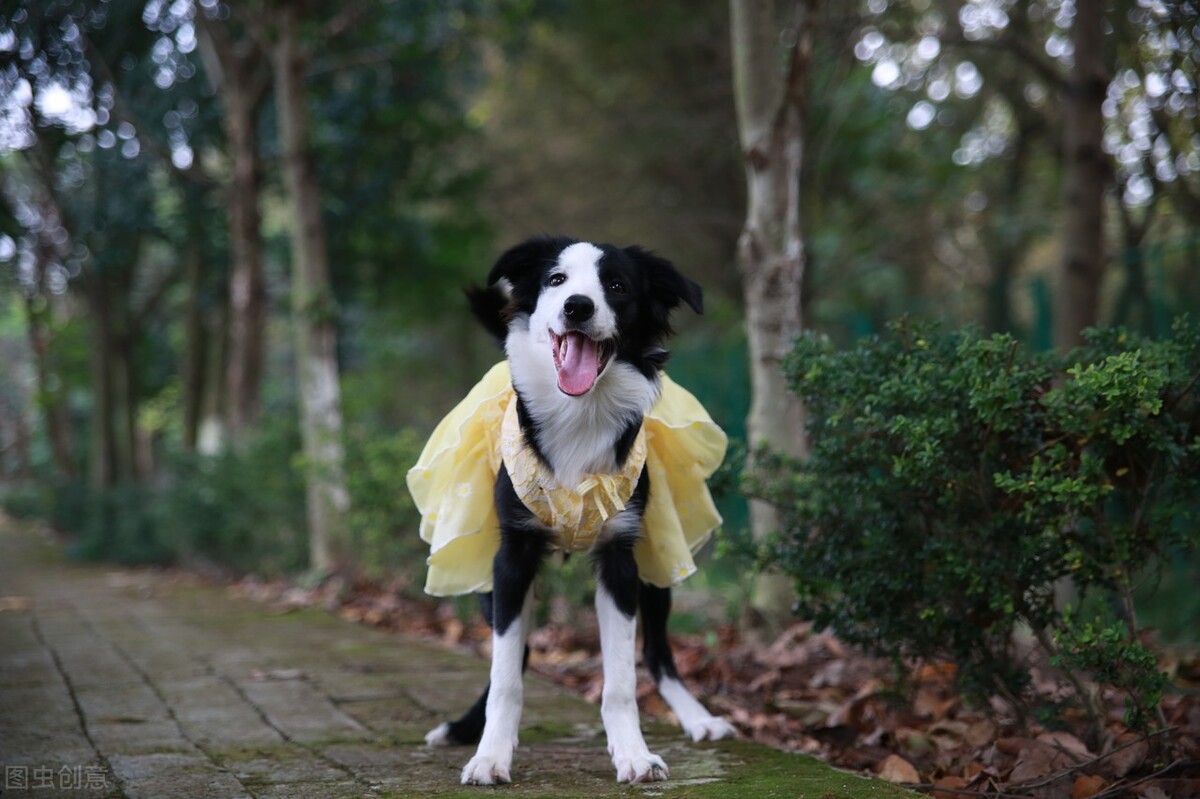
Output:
[
  {"xmin": 425, "ymin": 722, "xmax": 452, "ymax": 747},
  {"xmin": 461, "ymin": 752, "xmax": 513, "ymax": 785},
  {"xmin": 684, "ymin": 716, "xmax": 737, "ymax": 742},
  {"xmin": 612, "ymin": 751, "xmax": 669, "ymax": 783}
]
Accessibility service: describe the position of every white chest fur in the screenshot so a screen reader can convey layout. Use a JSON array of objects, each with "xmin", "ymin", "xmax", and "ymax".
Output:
[{"xmin": 506, "ymin": 319, "xmax": 659, "ymax": 488}]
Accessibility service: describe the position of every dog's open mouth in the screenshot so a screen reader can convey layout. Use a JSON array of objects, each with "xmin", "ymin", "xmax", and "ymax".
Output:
[{"xmin": 550, "ymin": 330, "xmax": 613, "ymax": 396}]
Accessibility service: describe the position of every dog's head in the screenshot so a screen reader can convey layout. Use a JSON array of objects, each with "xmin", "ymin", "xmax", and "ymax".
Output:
[{"xmin": 468, "ymin": 236, "xmax": 703, "ymax": 397}]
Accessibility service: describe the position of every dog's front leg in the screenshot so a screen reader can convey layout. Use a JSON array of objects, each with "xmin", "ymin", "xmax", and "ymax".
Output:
[
  {"xmin": 462, "ymin": 471, "xmax": 548, "ymax": 786},
  {"xmin": 595, "ymin": 538, "xmax": 669, "ymax": 783},
  {"xmin": 460, "ymin": 585, "xmax": 530, "ymax": 785}
]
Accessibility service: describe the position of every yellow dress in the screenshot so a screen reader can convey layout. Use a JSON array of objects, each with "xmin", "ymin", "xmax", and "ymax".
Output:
[{"xmin": 406, "ymin": 362, "xmax": 727, "ymax": 596}]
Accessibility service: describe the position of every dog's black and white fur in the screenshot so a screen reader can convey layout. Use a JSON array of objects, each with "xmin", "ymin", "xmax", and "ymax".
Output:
[{"xmin": 423, "ymin": 236, "xmax": 735, "ymax": 785}]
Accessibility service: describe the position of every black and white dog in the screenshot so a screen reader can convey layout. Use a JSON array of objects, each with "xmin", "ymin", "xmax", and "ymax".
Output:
[{"xmin": 424, "ymin": 236, "xmax": 735, "ymax": 785}]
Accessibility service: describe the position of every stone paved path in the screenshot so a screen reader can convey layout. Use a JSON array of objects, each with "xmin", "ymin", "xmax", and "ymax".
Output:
[{"xmin": 0, "ymin": 516, "xmax": 912, "ymax": 799}]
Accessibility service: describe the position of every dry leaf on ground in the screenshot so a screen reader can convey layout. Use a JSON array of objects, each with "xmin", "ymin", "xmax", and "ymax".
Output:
[{"xmin": 877, "ymin": 753, "xmax": 920, "ymax": 784}]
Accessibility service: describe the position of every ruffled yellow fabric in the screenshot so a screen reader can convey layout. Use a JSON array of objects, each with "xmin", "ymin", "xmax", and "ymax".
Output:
[
  {"xmin": 500, "ymin": 398, "xmax": 648, "ymax": 553},
  {"xmin": 406, "ymin": 362, "xmax": 726, "ymax": 596}
]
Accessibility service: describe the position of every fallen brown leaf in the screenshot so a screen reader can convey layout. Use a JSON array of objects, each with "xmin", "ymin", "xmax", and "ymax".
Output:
[
  {"xmin": 1009, "ymin": 740, "xmax": 1078, "ymax": 784},
  {"xmin": 915, "ymin": 686, "xmax": 960, "ymax": 722},
  {"xmin": 934, "ymin": 775, "xmax": 968, "ymax": 799},
  {"xmin": 877, "ymin": 753, "xmax": 920, "ymax": 784},
  {"xmin": 1038, "ymin": 730, "xmax": 1092, "ymax": 761},
  {"xmin": 965, "ymin": 720, "xmax": 998, "ymax": 748},
  {"xmin": 963, "ymin": 761, "xmax": 991, "ymax": 781},
  {"xmin": 916, "ymin": 662, "xmax": 957, "ymax": 682},
  {"xmin": 748, "ymin": 667, "xmax": 781, "ymax": 693},
  {"xmin": 1071, "ymin": 774, "xmax": 1107, "ymax": 798},
  {"xmin": 1099, "ymin": 733, "xmax": 1149, "ymax": 779},
  {"xmin": 1136, "ymin": 779, "xmax": 1200, "ymax": 798},
  {"xmin": 827, "ymin": 678, "xmax": 883, "ymax": 727},
  {"xmin": 1136, "ymin": 787, "xmax": 1170, "ymax": 799},
  {"xmin": 996, "ymin": 736, "xmax": 1035, "ymax": 757}
]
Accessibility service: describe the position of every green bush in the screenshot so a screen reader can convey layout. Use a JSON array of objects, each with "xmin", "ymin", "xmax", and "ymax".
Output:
[
  {"xmin": 0, "ymin": 483, "xmax": 45, "ymax": 520},
  {"xmin": 154, "ymin": 419, "xmax": 309, "ymax": 575},
  {"xmin": 1, "ymin": 478, "xmax": 176, "ymax": 564},
  {"xmin": 1052, "ymin": 609, "xmax": 1167, "ymax": 731},
  {"xmin": 754, "ymin": 318, "xmax": 1200, "ymax": 730},
  {"xmin": 75, "ymin": 482, "xmax": 176, "ymax": 565},
  {"xmin": 5, "ymin": 416, "xmax": 437, "ymax": 585},
  {"xmin": 48, "ymin": 417, "xmax": 310, "ymax": 575},
  {"xmin": 343, "ymin": 427, "xmax": 426, "ymax": 582}
]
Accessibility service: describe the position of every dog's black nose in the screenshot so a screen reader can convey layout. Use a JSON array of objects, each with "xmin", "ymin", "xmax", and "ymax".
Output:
[{"xmin": 563, "ymin": 294, "xmax": 595, "ymax": 322}]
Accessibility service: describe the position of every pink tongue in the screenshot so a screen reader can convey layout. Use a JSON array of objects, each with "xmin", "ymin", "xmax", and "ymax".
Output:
[{"xmin": 557, "ymin": 332, "xmax": 601, "ymax": 395}]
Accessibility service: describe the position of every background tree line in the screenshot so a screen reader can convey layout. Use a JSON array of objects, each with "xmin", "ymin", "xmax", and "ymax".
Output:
[{"xmin": 0, "ymin": 0, "xmax": 1196, "ymax": 621}]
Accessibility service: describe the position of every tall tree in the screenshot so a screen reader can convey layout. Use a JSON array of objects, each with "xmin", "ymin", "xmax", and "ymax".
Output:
[
  {"xmin": 272, "ymin": 1, "xmax": 350, "ymax": 572},
  {"xmin": 730, "ymin": 0, "xmax": 813, "ymax": 628},
  {"xmin": 178, "ymin": 184, "xmax": 222, "ymax": 452},
  {"xmin": 1, "ymin": 164, "xmax": 78, "ymax": 479},
  {"xmin": 1055, "ymin": 0, "xmax": 1110, "ymax": 350},
  {"xmin": 196, "ymin": 12, "xmax": 270, "ymax": 443}
]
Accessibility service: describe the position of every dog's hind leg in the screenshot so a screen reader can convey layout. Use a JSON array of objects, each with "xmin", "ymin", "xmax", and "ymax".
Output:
[
  {"xmin": 424, "ymin": 687, "xmax": 490, "ymax": 747},
  {"xmin": 640, "ymin": 584, "xmax": 737, "ymax": 742}
]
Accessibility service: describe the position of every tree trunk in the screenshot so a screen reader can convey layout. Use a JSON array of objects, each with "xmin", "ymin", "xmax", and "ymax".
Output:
[
  {"xmin": 113, "ymin": 267, "xmax": 141, "ymax": 482},
  {"xmin": 86, "ymin": 255, "xmax": 144, "ymax": 490},
  {"xmin": 181, "ymin": 229, "xmax": 207, "ymax": 452},
  {"xmin": 15, "ymin": 415, "xmax": 31, "ymax": 479},
  {"xmin": 25, "ymin": 295, "xmax": 75, "ymax": 478},
  {"xmin": 982, "ymin": 118, "xmax": 1033, "ymax": 335},
  {"xmin": 24, "ymin": 261, "xmax": 75, "ymax": 479},
  {"xmin": 87, "ymin": 272, "xmax": 119, "ymax": 490},
  {"xmin": 222, "ymin": 83, "xmax": 268, "ymax": 440},
  {"xmin": 9, "ymin": 409, "xmax": 32, "ymax": 479},
  {"xmin": 1054, "ymin": 0, "xmax": 1109, "ymax": 350},
  {"xmin": 731, "ymin": 0, "xmax": 812, "ymax": 631},
  {"xmin": 197, "ymin": 294, "xmax": 229, "ymax": 456},
  {"xmin": 197, "ymin": 14, "xmax": 269, "ymax": 444},
  {"xmin": 274, "ymin": 3, "xmax": 350, "ymax": 573}
]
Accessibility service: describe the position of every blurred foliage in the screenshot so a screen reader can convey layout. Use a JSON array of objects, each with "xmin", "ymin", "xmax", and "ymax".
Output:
[
  {"xmin": 307, "ymin": 1, "xmax": 499, "ymax": 320},
  {"xmin": 0, "ymin": 413, "xmax": 439, "ymax": 583},
  {"xmin": 750, "ymin": 319, "xmax": 1200, "ymax": 729},
  {"xmin": 2, "ymin": 412, "xmax": 308, "ymax": 573},
  {"xmin": 342, "ymin": 425, "xmax": 425, "ymax": 581},
  {"xmin": 474, "ymin": 0, "xmax": 744, "ymax": 307}
]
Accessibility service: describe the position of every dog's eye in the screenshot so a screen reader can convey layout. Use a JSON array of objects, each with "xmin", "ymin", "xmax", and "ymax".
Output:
[
  {"xmin": 547, "ymin": 274, "xmax": 566, "ymax": 287},
  {"xmin": 608, "ymin": 280, "xmax": 626, "ymax": 294}
]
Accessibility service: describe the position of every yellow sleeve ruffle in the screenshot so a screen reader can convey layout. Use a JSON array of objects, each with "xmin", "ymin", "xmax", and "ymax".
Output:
[
  {"xmin": 406, "ymin": 362, "xmax": 512, "ymax": 596},
  {"xmin": 407, "ymin": 364, "xmax": 726, "ymax": 595},
  {"xmin": 636, "ymin": 372, "xmax": 727, "ymax": 588}
]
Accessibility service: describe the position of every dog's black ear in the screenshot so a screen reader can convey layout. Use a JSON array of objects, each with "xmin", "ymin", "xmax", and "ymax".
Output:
[
  {"xmin": 624, "ymin": 246, "xmax": 704, "ymax": 315},
  {"xmin": 472, "ymin": 236, "xmax": 577, "ymax": 344},
  {"xmin": 487, "ymin": 235, "xmax": 576, "ymax": 287},
  {"xmin": 465, "ymin": 284, "xmax": 511, "ymax": 345}
]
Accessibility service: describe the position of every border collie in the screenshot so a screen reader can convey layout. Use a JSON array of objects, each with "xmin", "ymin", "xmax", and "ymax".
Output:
[{"xmin": 423, "ymin": 236, "xmax": 735, "ymax": 785}]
